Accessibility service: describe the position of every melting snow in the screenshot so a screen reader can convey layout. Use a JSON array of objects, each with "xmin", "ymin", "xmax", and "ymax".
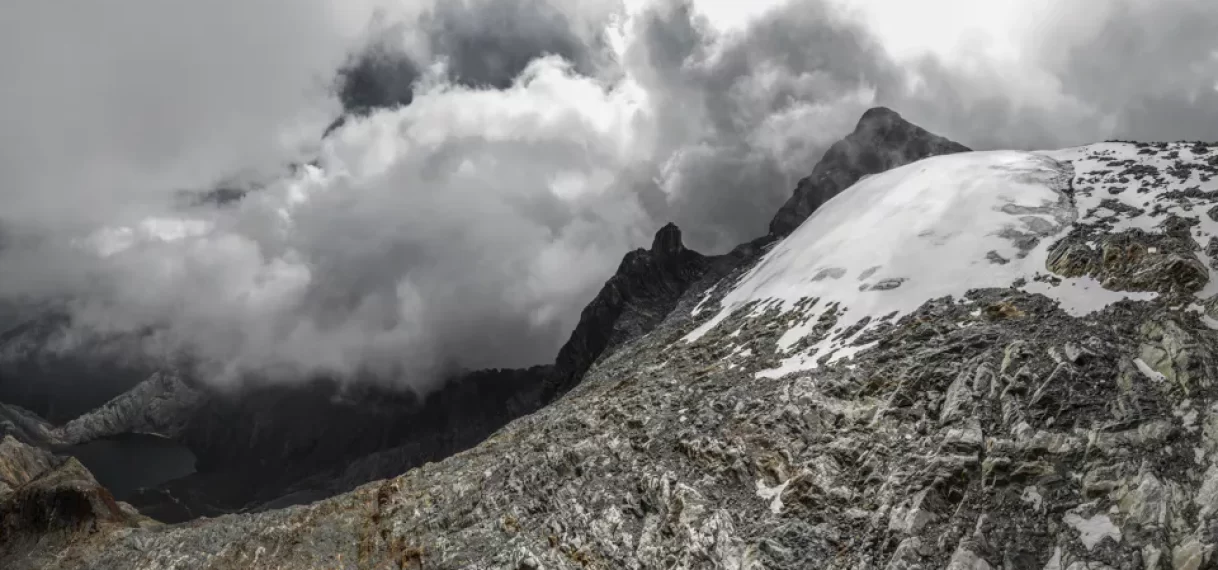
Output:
[
  {"xmin": 686, "ymin": 151, "xmax": 1081, "ymax": 372},
  {"xmin": 1022, "ymin": 277, "xmax": 1157, "ymax": 317},
  {"xmin": 1134, "ymin": 358, "xmax": 1167, "ymax": 383},
  {"xmin": 1063, "ymin": 512, "xmax": 1122, "ymax": 551},
  {"xmin": 687, "ymin": 151, "xmax": 1076, "ymax": 345},
  {"xmin": 1041, "ymin": 142, "xmax": 1218, "ymax": 298},
  {"xmin": 685, "ymin": 143, "xmax": 1218, "ymax": 378}
]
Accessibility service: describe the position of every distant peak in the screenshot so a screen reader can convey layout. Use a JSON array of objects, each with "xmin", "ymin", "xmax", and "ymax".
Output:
[
  {"xmin": 767, "ymin": 106, "xmax": 970, "ymax": 237},
  {"xmin": 650, "ymin": 222, "xmax": 685, "ymax": 256},
  {"xmin": 859, "ymin": 106, "xmax": 900, "ymax": 121},
  {"xmin": 854, "ymin": 106, "xmax": 907, "ymax": 132}
]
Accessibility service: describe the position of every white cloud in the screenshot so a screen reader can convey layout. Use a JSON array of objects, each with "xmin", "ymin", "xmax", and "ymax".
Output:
[{"xmin": 3, "ymin": 56, "xmax": 661, "ymax": 387}]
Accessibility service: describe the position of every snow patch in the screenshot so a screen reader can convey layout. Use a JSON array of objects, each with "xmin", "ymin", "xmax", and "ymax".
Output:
[
  {"xmin": 1134, "ymin": 358, "xmax": 1167, "ymax": 383},
  {"xmin": 755, "ymin": 477, "xmax": 791, "ymax": 515},
  {"xmin": 687, "ymin": 150, "xmax": 1077, "ymax": 372},
  {"xmin": 690, "ymin": 282, "xmax": 721, "ymax": 316},
  {"xmin": 1023, "ymin": 277, "xmax": 1157, "ymax": 316},
  {"xmin": 688, "ymin": 142, "xmax": 1218, "ymax": 380},
  {"xmin": 1063, "ymin": 512, "xmax": 1121, "ymax": 551}
]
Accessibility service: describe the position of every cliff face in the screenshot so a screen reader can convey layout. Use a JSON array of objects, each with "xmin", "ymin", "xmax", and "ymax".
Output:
[
  {"xmin": 0, "ymin": 436, "xmax": 55, "ymax": 495},
  {"xmin": 11, "ymin": 138, "xmax": 1218, "ymax": 570},
  {"xmin": 767, "ymin": 106, "xmax": 970, "ymax": 238},
  {"xmin": 0, "ymin": 438, "xmax": 155, "ymax": 566},
  {"xmin": 547, "ymin": 222, "xmax": 708, "ymax": 400}
]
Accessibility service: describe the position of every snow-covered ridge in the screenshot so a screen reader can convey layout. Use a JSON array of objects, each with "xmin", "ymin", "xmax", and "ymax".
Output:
[
  {"xmin": 689, "ymin": 143, "xmax": 1218, "ymax": 378},
  {"xmin": 1040, "ymin": 142, "xmax": 1218, "ymax": 299}
]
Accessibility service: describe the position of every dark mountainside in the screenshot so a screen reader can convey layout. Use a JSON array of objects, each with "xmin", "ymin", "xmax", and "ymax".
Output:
[
  {"xmin": 0, "ymin": 108, "xmax": 986, "ymax": 566},
  {"xmin": 768, "ymin": 106, "xmax": 971, "ymax": 237},
  {"xmin": 545, "ymin": 222, "xmax": 709, "ymax": 400}
]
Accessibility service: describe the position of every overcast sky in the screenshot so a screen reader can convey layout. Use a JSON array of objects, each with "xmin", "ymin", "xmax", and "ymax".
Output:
[{"xmin": 1, "ymin": 0, "xmax": 1215, "ymax": 389}]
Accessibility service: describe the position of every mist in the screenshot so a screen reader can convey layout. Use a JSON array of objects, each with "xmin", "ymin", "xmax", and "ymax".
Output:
[{"xmin": 1, "ymin": 0, "xmax": 1215, "ymax": 390}]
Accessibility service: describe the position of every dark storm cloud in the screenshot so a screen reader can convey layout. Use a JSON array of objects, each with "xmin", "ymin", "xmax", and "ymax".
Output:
[
  {"xmin": 621, "ymin": 0, "xmax": 902, "ymax": 250},
  {"xmin": 333, "ymin": 0, "xmax": 616, "ymax": 117},
  {"xmin": 1056, "ymin": 0, "xmax": 1218, "ymax": 143},
  {"xmin": 425, "ymin": 0, "xmax": 608, "ymax": 88},
  {"xmin": 335, "ymin": 41, "xmax": 423, "ymax": 116},
  {"xmin": 887, "ymin": 0, "xmax": 1218, "ymax": 150}
]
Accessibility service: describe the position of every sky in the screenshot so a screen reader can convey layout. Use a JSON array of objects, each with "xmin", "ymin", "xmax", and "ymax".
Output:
[{"xmin": 0, "ymin": 0, "xmax": 1215, "ymax": 390}]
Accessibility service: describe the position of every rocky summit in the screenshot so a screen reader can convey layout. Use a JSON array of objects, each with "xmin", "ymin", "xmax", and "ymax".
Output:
[
  {"xmin": 7, "ymin": 113, "xmax": 1218, "ymax": 569},
  {"xmin": 767, "ymin": 107, "xmax": 971, "ymax": 238}
]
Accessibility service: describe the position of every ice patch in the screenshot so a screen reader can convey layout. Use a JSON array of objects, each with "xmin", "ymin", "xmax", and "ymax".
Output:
[
  {"xmin": 1063, "ymin": 512, "xmax": 1121, "ymax": 551},
  {"xmin": 688, "ymin": 143, "xmax": 1218, "ymax": 379},
  {"xmin": 690, "ymin": 282, "xmax": 721, "ymax": 316},
  {"xmin": 1021, "ymin": 486, "xmax": 1044, "ymax": 511},
  {"xmin": 1134, "ymin": 358, "xmax": 1167, "ymax": 383},
  {"xmin": 1187, "ymin": 304, "xmax": 1218, "ymax": 329},
  {"xmin": 687, "ymin": 150, "xmax": 1076, "ymax": 372},
  {"xmin": 755, "ymin": 477, "xmax": 791, "ymax": 514},
  {"xmin": 1022, "ymin": 277, "xmax": 1158, "ymax": 316}
]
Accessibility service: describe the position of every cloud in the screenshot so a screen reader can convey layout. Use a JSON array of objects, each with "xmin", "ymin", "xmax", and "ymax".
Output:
[
  {"xmin": 332, "ymin": 0, "xmax": 621, "ymax": 117},
  {"xmin": 865, "ymin": 0, "xmax": 1218, "ymax": 149},
  {"xmin": 2, "ymin": 0, "xmax": 1217, "ymax": 391},
  {"xmin": 621, "ymin": 0, "xmax": 899, "ymax": 248},
  {"xmin": 0, "ymin": 0, "xmax": 398, "ymax": 233},
  {"xmin": 1, "ymin": 57, "xmax": 657, "ymax": 387}
]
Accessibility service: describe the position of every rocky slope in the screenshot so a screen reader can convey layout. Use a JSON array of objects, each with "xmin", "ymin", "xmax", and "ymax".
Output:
[
  {"xmin": 11, "ymin": 113, "xmax": 1218, "ymax": 569},
  {"xmin": 0, "ymin": 436, "xmax": 55, "ymax": 495},
  {"xmin": 0, "ymin": 447, "xmax": 155, "ymax": 564},
  {"xmin": 0, "ymin": 401, "xmax": 58, "ymax": 448}
]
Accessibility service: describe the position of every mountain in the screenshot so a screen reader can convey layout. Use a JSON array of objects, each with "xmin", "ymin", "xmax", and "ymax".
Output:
[
  {"xmin": 10, "ymin": 112, "xmax": 1218, "ymax": 568},
  {"xmin": 768, "ymin": 106, "xmax": 971, "ymax": 237}
]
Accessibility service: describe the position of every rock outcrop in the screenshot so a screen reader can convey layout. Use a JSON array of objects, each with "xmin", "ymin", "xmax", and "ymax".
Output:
[
  {"xmin": 0, "ymin": 402, "xmax": 57, "ymax": 448},
  {"xmin": 768, "ymin": 106, "xmax": 970, "ymax": 237},
  {"xmin": 0, "ymin": 450, "xmax": 152, "ymax": 567},
  {"xmin": 53, "ymin": 372, "xmax": 205, "ymax": 446},
  {"xmin": 546, "ymin": 222, "xmax": 708, "ymax": 399},
  {"xmin": 0, "ymin": 436, "xmax": 55, "ymax": 495}
]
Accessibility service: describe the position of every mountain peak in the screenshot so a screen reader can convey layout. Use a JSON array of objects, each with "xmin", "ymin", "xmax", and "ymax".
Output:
[
  {"xmin": 768, "ymin": 107, "xmax": 970, "ymax": 237},
  {"xmin": 650, "ymin": 222, "xmax": 685, "ymax": 257},
  {"xmin": 855, "ymin": 105, "xmax": 903, "ymax": 127}
]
